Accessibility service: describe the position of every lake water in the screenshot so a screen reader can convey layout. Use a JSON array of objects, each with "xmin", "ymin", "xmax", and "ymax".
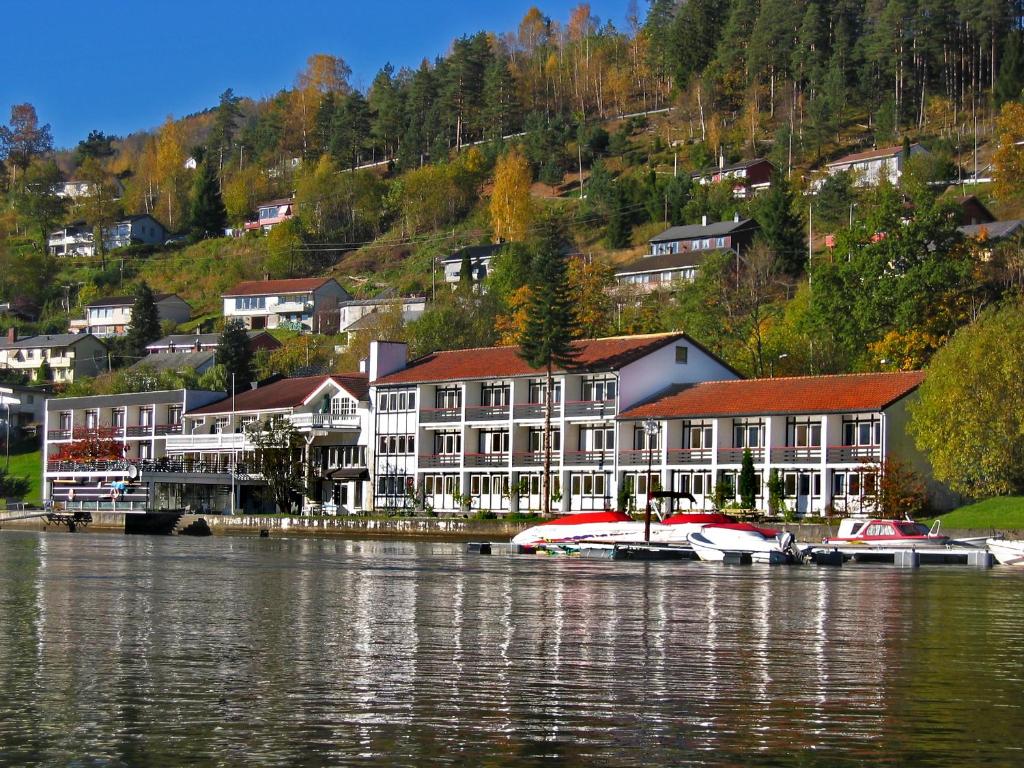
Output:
[{"xmin": 1, "ymin": 531, "xmax": 1022, "ymax": 767}]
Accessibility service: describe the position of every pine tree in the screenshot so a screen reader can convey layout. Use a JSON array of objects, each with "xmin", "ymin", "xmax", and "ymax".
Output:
[
  {"xmin": 459, "ymin": 250, "xmax": 474, "ymax": 289},
  {"xmin": 755, "ymin": 173, "xmax": 806, "ymax": 276},
  {"xmin": 216, "ymin": 319, "xmax": 252, "ymax": 390},
  {"xmin": 518, "ymin": 223, "xmax": 579, "ymax": 515},
  {"xmin": 482, "ymin": 56, "xmax": 521, "ymax": 140},
  {"xmin": 124, "ymin": 282, "xmax": 162, "ymax": 360},
  {"xmin": 606, "ymin": 186, "xmax": 631, "ymax": 248},
  {"xmin": 739, "ymin": 448, "xmax": 757, "ymax": 509},
  {"xmin": 996, "ymin": 29, "xmax": 1024, "ymax": 106},
  {"xmin": 189, "ymin": 160, "xmax": 228, "ymax": 242}
]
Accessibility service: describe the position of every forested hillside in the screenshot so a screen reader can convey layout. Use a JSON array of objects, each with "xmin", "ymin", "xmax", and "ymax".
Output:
[{"xmin": 2, "ymin": 1, "xmax": 1024, "ymax": 386}]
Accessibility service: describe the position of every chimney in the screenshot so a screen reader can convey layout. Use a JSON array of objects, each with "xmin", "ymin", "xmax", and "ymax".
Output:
[
  {"xmin": 719, "ymin": 151, "xmax": 724, "ymax": 171},
  {"xmin": 701, "ymin": 214, "xmax": 708, "ymax": 227},
  {"xmin": 6, "ymin": 328, "xmax": 15, "ymax": 344},
  {"xmin": 263, "ymin": 272, "xmax": 270, "ymax": 281},
  {"xmin": 734, "ymin": 211, "xmax": 741, "ymax": 223},
  {"xmin": 359, "ymin": 358, "xmax": 367, "ymax": 373},
  {"xmin": 368, "ymin": 340, "xmax": 408, "ymax": 382}
]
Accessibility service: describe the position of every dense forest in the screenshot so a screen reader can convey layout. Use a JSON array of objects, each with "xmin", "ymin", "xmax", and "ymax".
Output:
[{"xmin": 2, "ymin": 0, "xmax": 1024, "ymax": 390}]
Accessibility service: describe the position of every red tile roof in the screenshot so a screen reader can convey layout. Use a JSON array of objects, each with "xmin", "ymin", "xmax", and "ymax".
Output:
[
  {"xmin": 188, "ymin": 373, "xmax": 368, "ymax": 415},
  {"xmin": 223, "ymin": 277, "xmax": 335, "ymax": 297},
  {"xmin": 374, "ymin": 333, "xmax": 692, "ymax": 385},
  {"xmin": 618, "ymin": 371, "xmax": 926, "ymax": 420}
]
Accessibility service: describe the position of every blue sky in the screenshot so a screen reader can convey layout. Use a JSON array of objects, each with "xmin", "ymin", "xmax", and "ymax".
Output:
[{"xmin": 2, "ymin": 1, "xmax": 631, "ymax": 149}]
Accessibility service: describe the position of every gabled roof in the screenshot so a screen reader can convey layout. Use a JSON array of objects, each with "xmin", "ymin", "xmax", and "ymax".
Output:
[
  {"xmin": 0, "ymin": 333, "xmax": 104, "ymax": 350},
  {"xmin": 958, "ymin": 220, "xmax": 1024, "ymax": 241},
  {"xmin": 649, "ymin": 218, "xmax": 758, "ymax": 244},
  {"xmin": 222, "ymin": 277, "xmax": 337, "ymax": 297},
  {"xmin": 129, "ymin": 350, "xmax": 216, "ymax": 372},
  {"xmin": 827, "ymin": 143, "xmax": 924, "ymax": 167},
  {"xmin": 692, "ymin": 157, "xmax": 774, "ymax": 177},
  {"xmin": 375, "ymin": 333, "xmax": 693, "ymax": 385},
  {"xmin": 257, "ymin": 197, "xmax": 295, "ymax": 208},
  {"xmin": 87, "ymin": 293, "xmax": 179, "ymax": 308},
  {"xmin": 443, "ymin": 243, "xmax": 505, "ymax": 264},
  {"xmin": 187, "ymin": 373, "xmax": 369, "ymax": 415},
  {"xmin": 146, "ymin": 330, "xmax": 273, "ymax": 350},
  {"xmin": 617, "ymin": 371, "xmax": 926, "ymax": 420},
  {"xmin": 615, "ymin": 250, "xmax": 716, "ymax": 276}
]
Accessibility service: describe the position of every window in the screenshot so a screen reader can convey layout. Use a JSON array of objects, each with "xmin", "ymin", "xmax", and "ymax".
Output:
[
  {"xmin": 528, "ymin": 427, "xmax": 561, "ymax": 452},
  {"xmin": 139, "ymin": 408, "xmax": 153, "ymax": 427},
  {"xmin": 235, "ymin": 296, "xmax": 266, "ymax": 311},
  {"xmin": 138, "ymin": 443, "xmax": 152, "ymax": 460},
  {"xmin": 481, "ymin": 384, "xmax": 510, "ymax": 406},
  {"xmin": 633, "ymin": 426, "xmax": 660, "ymax": 450},
  {"xmin": 378, "ymin": 393, "xmax": 389, "ymax": 411},
  {"xmin": 214, "ymin": 416, "xmax": 230, "ymax": 433},
  {"xmin": 436, "ymin": 387, "xmax": 461, "ymax": 409},
  {"xmin": 582, "ymin": 378, "xmax": 616, "ymax": 402},
  {"xmin": 112, "ymin": 409, "xmax": 125, "ymax": 429},
  {"xmin": 843, "ymin": 418, "xmax": 881, "ymax": 446},
  {"xmin": 701, "ymin": 238, "xmax": 711, "ymax": 249},
  {"xmin": 788, "ymin": 419, "xmax": 822, "ymax": 448},
  {"xmin": 331, "ymin": 397, "xmax": 355, "ymax": 416},
  {"xmin": 716, "ymin": 237, "xmax": 726, "ymax": 248},
  {"xmin": 167, "ymin": 406, "xmax": 182, "ymax": 425},
  {"xmin": 528, "ymin": 381, "xmax": 562, "ymax": 404},
  {"xmin": 732, "ymin": 421, "xmax": 763, "ymax": 448},
  {"xmin": 84, "ymin": 410, "xmax": 98, "ymax": 429},
  {"xmin": 398, "ymin": 392, "xmax": 407, "ymax": 410},
  {"xmin": 480, "ymin": 430, "xmax": 509, "ymax": 453},
  {"xmin": 686, "ymin": 423, "xmax": 713, "ymax": 449},
  {"xmin": 675, "ymin": 346, "xmax": 688, "ymax": 364},
  {"xmin": 580, "ymin": 425, "xmax": 615, "ymax": 451},
  {"xmin": 435, "ymin": 432, "xmax": 461, "ymax": 454},
  {"xmin": 388, "ymin": 393, "xmax": 398, "ymax": 411}
]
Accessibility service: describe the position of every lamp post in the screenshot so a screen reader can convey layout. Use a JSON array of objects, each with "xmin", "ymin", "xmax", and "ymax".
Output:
[{"xmin": 643, "ymin": 417, "xmax": 659, "ymax": 543}]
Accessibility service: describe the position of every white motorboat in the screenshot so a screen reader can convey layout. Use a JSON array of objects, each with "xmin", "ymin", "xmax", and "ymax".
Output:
[
  {"xmin": 511, "ymin": 510, "xmax": 735, "ymax": 549},
  {"xmin": 987, "ymin": 538, "xmax": 1024, "ymax": 566},
  {"xmin": 687, "ymin": 522, "xmax": 804, "ymax": 564}
]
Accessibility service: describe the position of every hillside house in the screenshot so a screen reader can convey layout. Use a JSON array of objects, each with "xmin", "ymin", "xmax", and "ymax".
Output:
[
  {"xmin": 85, "ymin": 294, "xmax": 192, "ymax": 337},
  {"xmin": 222, "ymin": 277, "xmax": 351, "ymax": 333},
  {"xmin": 0, "ymin": 331, "xmax": 107, "ymax": 383},
  {"xmin": 47, "ymin": 214, "xmax": 168, "ymax": 257},
  {"xmin": 53, "ymin": 177, "xmax": 124, "ymax": 200},
  {"xmin": 145, "ymin": 331, "xmax": 281, "ymax": 356},
  {"xmin": 825, "ymin": 143, "xmax": 928, "ymax": 186},
  {"xmin": 244, "ymin": 198, "xmax": 295, "ymax": 232},
  {"xmin": 692, "ymin": 158, "xmax": 775, "ymax": 198},
  {"xmin": 443, "ymin": 243, "xmax": 504, "ymax": 286}
]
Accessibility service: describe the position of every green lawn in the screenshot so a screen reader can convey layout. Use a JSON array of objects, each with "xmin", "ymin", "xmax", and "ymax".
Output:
[
  {"xmin": 4, "ymin": 448, "xmax": 42, "ymax": 506},
  {"xmin": 930, "ymin": 497, "xmax": 1024, "ymax": 530}
]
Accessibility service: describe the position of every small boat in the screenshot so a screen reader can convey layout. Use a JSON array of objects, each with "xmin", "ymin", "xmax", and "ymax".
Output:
[
  {"xmin": 822, "ymin": 518, "xmax": 950, "ymax": 548},
  {"xmin": 511, "ymin": 510, "xmax": 734, "ymax": 549},
  {"xmin": 687, "ymin": 523, "xmax": 804, "ymax": 564},
  {"xmin": 987, "ymin": 539, "xmax": 1024, "ymax": 566}
]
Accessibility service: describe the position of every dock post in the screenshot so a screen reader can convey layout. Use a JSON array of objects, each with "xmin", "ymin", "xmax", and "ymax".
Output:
[
  {"xmin": 966, "ymin": 550, "xmax": 994, "ymax": 568},
  {"xmin": 895, "ymin": 549, "xmax": 921, "ymax": 568}
]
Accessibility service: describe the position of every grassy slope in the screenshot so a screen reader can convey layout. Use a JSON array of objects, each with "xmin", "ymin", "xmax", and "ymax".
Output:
[
  {"xmin": 930, "ymin": 497, "xmax": 1024, "ymax": 529},
  {"xmin": 5, "ymin": 448, "xmax": 42, "ymax": 506}
]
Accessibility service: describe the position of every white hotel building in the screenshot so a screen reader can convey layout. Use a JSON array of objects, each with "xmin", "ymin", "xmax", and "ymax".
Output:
[{"xmin": 366, "ymin": 335, "xmax": 943, "ymax": 516}]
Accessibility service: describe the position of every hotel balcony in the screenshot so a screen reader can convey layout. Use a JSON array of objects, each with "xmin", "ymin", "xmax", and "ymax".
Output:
[
  {"xmin": 418, "ymin": 453, "xmax": 461, "ymax": 469},
  {"xmin": 771, "ymin": 447, "xmax": 822, "ymax": 464},
  {"xmin": 288, "ymin": 412, "xmax": 361, "ymax": 430},
  {"xmin": 666, "ymin": 447, "xmax": 713, "ymax": 465},
  {"xmin": 464, "ymin": 404, "xmax": 510, "ymax": 421},
  {"xmin": 154, "ymin": 423, "xmax": 183, "ymax": 436},
  {"xmin": 419, "ymin": 407, "xmax": 462, "ymax": 424},
  {"xmin": 511, "ymin": 451, "xmax": 561, "ymax": 468},
  {"xmin": 717, "ymin": 447, "xmax": 765, "ymax": 463},
  {"xmin": 617, "ymin": 449, "xmax": 659, "ymax": 467},
  {"xmin": 563, "ymin": 399, "xmax": 616, "ymax": 418},
  {"xmin": 512, "ymin": 402, "xmax": 561, "ymax": 419},
  {"xmin": 464, "ymin": 452, "xmax": 509, "ymax": 468},
  {"xmin": 164, "ymin": 432, "xmax": 248, "ymax": 452},
  {"xmin": 826, "ymin": 445, "xmax": 881, "ymax": 463},
  {"xmin": 563, "ymin": 450, "xmax": 615, "ymax": 466}
]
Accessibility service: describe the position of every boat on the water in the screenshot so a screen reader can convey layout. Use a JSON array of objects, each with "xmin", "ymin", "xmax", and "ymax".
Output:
[
  {"xmin": 511, "ymin": 510, "xmax": 734, "ymax": 549},
  {"xmin": 987, "ymin": 539, "xmax": 1024, "ymax": 565},
  {"xmin": 822, "ymin": 518, "xmax": 950, "ymax": 548},
  {"xmin": 687, "ymin": 522, "xmax": 804, "ymax": 564}
]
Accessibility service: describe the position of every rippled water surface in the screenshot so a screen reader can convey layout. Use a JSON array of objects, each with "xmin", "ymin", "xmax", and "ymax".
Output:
[{"xmin": 1, "ymin": 531, "xmax": 1023, "ymax": 766}]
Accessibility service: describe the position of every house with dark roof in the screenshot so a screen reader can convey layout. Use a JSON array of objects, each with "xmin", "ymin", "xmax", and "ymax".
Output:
[
  {"xmin": 339, "ymin": 293, "xmax": 427, "ymax": 334},
  {"xmin": 165, "ymin": 374, "xmax": 372, "ymax": 514},
  {"xmin": 367, "ymin": 333, "xmax": 741, "ymax": 513},
  {"xmin": 825, "ymin": 143, "xmax": 928, "ymax": 186},
  {"xmin": 145, "ymin": 330, "xmax": 281, "ymax": 356},
  {"xmin": 615, "ymin": 215, "xmax": 759, "ymax": 290},
  {"xmin": 47, "ymin": 214, "xmax": 167, "ymax": 257},
  {"xmin": 222, "ymin": 277, "xmax": 351, "ymax": 333},
  {"xmin": 85, "ymin": 293, "xmax": 192, "ymax": 337},
  {"xmin": 244, "ymin": 197, "xmax": 295, "ymax": 233},
  {"xmin": 443, "ymin": 243, "xmax": 505, "ymax": 286},
  {"xmin": 691, "ymin": 158, "xmax": 775, "ymax": 198},
  {"xmin": 0, "ymin": 329, "xmax": 107, "ymax": 383}
]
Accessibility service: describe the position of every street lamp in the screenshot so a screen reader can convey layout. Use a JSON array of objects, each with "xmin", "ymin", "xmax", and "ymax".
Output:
[{"xmin": 642, "ymin": 417, "xmax": 660, "ymax": 543}]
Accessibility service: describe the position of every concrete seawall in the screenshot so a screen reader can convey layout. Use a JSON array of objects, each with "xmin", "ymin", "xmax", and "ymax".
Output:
[{"xmin": 0, "ymin": 512, "xmax": 1013, "ymax": 542}]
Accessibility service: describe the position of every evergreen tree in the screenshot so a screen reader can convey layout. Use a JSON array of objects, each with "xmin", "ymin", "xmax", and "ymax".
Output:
[
  {"xmin": 482, "ymin": 55, "xmax": 521, "ymax": 140},
  {"xmin": 189, "ymin": 160, "xmax": 228, "ymax": 241},
  {"xmin": 459, "ymin": 250, "xmax": 474, "ymax": 289},
  {"xmin": 124, "ymin": 282, "xmax": 162, "ymax": 360},
  {"xmin": 207, "ymin": 88, "xmax": 241, "ymax": 169},
  {"xmin": 606, "ymin": 186, "xmax": 631, "ymax": 248},
  {"xmin": 216, "ymin": 319, "xmax": 252, "ymax": 390},
  {"xmin": 996, "ymin": 29, "xmax": 1024, "ymax": 105},
  {"xmin": 518, "ymin": 223, "xmax": 579, "ymax": 515},
  {"xmin": 755, "ymin": 173, "xmax": 806, "ymax": 276},
  {"xmin": 739, "ymin": 448, "xmax": 757, "ymax": 509}
]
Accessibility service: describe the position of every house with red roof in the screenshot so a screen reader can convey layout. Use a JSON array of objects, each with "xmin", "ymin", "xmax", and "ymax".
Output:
[
  {"xmin": 366, "ymin": 333, "xmax": 741, "ymax": 514},
  {"xmin": 222, "ymin": 277, "xmax": 351, "ymax": 333},
  {"xmin": 825, "ymin": 143, "xmax": 928, "ymax": 186},
  {"xmin": 244, "ymin": 197, "xmax": 296, "ymax": 232}
]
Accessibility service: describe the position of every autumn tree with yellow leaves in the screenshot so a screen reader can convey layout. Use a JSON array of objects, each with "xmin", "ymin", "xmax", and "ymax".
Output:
[{"xmin": 489, "ymin": 148, "xmax": 533, "ymax": 242}]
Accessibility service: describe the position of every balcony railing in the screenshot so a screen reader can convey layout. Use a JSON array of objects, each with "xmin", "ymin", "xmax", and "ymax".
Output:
[
  {"xmin": 419, "ymin": 453, "xmax": 461, "ymax": 468},
  {"xmin": 164, "ymin": 432, "xmax": 248, "ymax": 451},
  {"xmin": 771, "ymin": 447, "xmax": 822, "ymax": 464},
  {"xmin": 617, "ymin": 449, "xmax": 660, "ymax": 466},
  {"xmin": 563, "ymin": 450, "xmax": 614, "ymax": 466},
  {"xmin": 47, "ymin": 429, "xmax": 71, "ymax": 440},
  {"xmin": 288, "ymin": 412, "xmax": 360, "ymax": 430},
  {"xmin": 47, "ymin": 459, "xmax": 136, "ymax": 473},
  {"xmin": 563, "ymin": 399, "xmax": 616, "ymax": 418},
  {"xmin": 154, "ymin": 423, "xmax": 183, "ymax": 436},
  {"xmin": 512, "ymin": 402, "xmax": 562, "ymax": 419},
  {"xmin": 666, "ymin": 447, "xmax": 713, "ymax": 465},
  {"xmin": 511, "ymin": 451, "xmax": 561, "ymax": 467},
  {"xmin": 126, "ymin": 425, "xmax": 153, "ymax": 437},
  {"xmin": 826, "ymin": 445, "xmax": 881, "ymax": 463},
  {"xmin": 419, "ymin": 407, "xmax": 461, "ymax": 424},
  {"xmin": 717, "ymin": 447, "xmax": 765, "ymax": 463},
  {"xmin": 464, "ymin": 404, "xmax": 510, "ymax": 421},
  {"xmin": 464, "ymin": 452, "xmax": 509, "ymax": 467}
]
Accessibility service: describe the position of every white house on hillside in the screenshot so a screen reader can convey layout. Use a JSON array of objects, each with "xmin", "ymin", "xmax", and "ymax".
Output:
[
  {"xmin": 85, "ymin": 293, "xmax": 192, "ymax": 337},
  {"xmin": 222, "ymin": 277, "xmax": 351, "ymax": 333},
  {"xmin": 825, "ymin": 143, "xmax": 928, "ymax": 186}
]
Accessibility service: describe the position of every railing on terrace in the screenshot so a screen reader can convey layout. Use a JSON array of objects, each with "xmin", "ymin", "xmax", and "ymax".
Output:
[
  {"xmin": 288, "ymin": 412, "xmax": 360, "ymax": 429},
  {"xmin": 464, "ymin": 404, "xmax": 510, "ymax": 421},
  {"xmin": 154, "ymin": 423, "xmax": 183, "ymax": 436},
  {"xmin": 512, "ymin": 402, "xmax": 562, "ymax": 419},
  {"xmin": 464, "ymin": 452, "xmax": 509, "ymax": 467},
  {"xmin": 126, "ymin": 425, "xmax": 153, "ymax": 437},
  {"xmin": 563, "ymin": 450, "xmax": 614, "ymax": 466},
  {"xmin": 666, "ymin": 447, "xmax": 713, "ymax": 465},
  {"xmin": 717, "ymin": 447, "xmax": 765, "ymax": 463},
  {"xmin": 771, "ymin": 447, "xmax": 822, "ymax": 464},
  {"xmin": 47, "ymin": 457, "xmax": 258, "ymax": 476},
  {"xmin": 47, "ymin": 459, "xmax": 136, "ymax": 473},
  {"xmin": 563, "ymin": 399, "xmax": 616, "ymax": 418},
  {"xmin": 418, "ymin": 453, "xmax": 461, "ymax": 468},
  {"xmin": 418, "ymin": 407, "xmax": 462, "ymax": 424},
  {"xmin": 511, "ymin": 451, "xmax": 561, "ymax": 467},
  {"xmin": 164, "ymin": 432, "xmax": 248, "ymax": 451},
  {"xmin": 826, "ymin": 445, "xmax": 881, "ymax": 463},
  {"xmin": 617, "ymin": 449, "xmax": 660, "ymax": 466},
  {"xmin": 47, "ymin": 429, "xmax": 71, "ymax": 440}
]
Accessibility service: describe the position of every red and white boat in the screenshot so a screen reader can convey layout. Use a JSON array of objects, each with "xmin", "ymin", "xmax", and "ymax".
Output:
[
  {"xmin": 511, "ymin": 510, "xmax": 735, "ymax": 549},
  {"xmin": 687, "ymin": 522, "xmax": 803, "ymax": 563},
  {"xmin": 822, "ymin": 518, "xmax": 949, "ymax": 548}
]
